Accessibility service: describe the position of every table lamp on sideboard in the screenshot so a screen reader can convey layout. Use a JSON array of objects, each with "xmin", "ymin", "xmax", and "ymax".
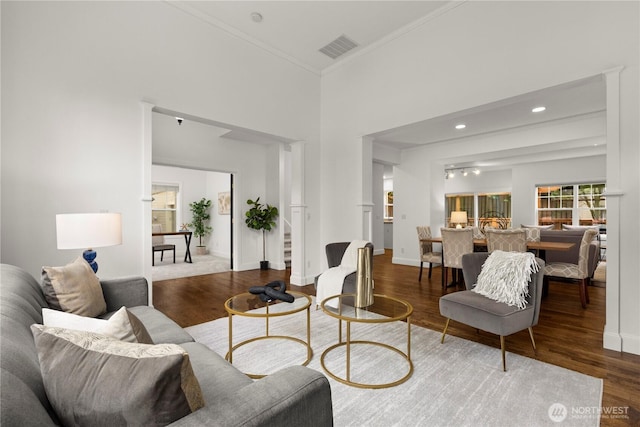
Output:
[
  {"xmin": 450, "ymin": 211, "xmax": 468, "ymax": 229},
  {"xmin": 56, "ymin": 213, "xmax": 122, "ymax": 273}
]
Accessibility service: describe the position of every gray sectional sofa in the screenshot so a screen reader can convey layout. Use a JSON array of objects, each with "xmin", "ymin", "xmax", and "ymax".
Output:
[{"xmin": 0, "ymin": 263, "xmax": 333, "ymax": 426}]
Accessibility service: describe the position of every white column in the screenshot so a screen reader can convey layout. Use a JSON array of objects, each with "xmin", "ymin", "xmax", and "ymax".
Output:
[
  {"xmin": 289, "ymin": 141, "xmax": 308, "ymax": 285},
  {"xmin": 141, "ymin": 101, "xmax": 154, "ymax": 306},
  {"xmin": 602, "ymin": 66, "xmax": 624, "ymax": 352}
]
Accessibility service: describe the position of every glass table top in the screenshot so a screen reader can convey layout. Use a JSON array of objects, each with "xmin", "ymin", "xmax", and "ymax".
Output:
[
  {"xmin": 321, "ymin": 294, "xmax": 413, "ymax": 322},
  {"xmin": 225, "ymin": 291, "xmax": 311, "ymax": 316}
]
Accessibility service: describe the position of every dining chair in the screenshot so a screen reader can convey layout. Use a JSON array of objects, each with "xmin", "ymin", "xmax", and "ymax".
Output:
[
  {"xmin": 485, "ymin": 229, "xmax": 527, "ymax": 253},
  {"xmin": 416, "ymin": 226, "xmax": 442, "ymax": 281},
  {"xmin": 542, "ymin": 228, "xmax": 599, "ymax": 308},
  {"xmin": 440, "ymin": 228, "xmax": 474, "ymax": 290},
  {"xmin": 152, "ymin": 224, "xmax": 176, "ymax": 266}
]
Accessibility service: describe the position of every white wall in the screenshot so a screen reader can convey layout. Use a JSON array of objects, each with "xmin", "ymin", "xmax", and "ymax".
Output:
[
  {"xmin": 1, "ymin": 1, "xmax": 320, "ymax": 280},
  {"xmin": 206, "ymin": 172, "xmax": 231, "ymax": 259},
  {"xmin": 320, "ymin": 1, "xmax": 639, "ymax": 354}
]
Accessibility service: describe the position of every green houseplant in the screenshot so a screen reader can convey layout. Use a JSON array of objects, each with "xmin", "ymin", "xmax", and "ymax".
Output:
[
  {"xmin": 245, "ymin": 197, "xmax": 279, "ymax": 270},
  {"xmin": 189, "ymin": 198, "xmax": 213, "ymax": 255}
]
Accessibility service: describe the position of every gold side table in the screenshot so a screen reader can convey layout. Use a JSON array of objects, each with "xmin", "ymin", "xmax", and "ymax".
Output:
[
  {"xmin": 224, "ymin": 291, "xmax": 312, "ymax": 378},
  {"xmin": 320, "ymin": 294, "xmax": 413, "ymax": 389}
]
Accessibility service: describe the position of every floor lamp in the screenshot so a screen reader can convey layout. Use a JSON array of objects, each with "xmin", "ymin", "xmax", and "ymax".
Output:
[{"xmin": 56, "ymin": 213, "xmax": 122, "ymax": 273}]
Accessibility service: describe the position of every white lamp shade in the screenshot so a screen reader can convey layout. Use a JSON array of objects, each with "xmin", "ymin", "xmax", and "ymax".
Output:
[
  {"xmin": 56, "ymin": 213, "xmax": 122, "ymax": 249},
  {"xmin": 450, "ymin": 211, "xmax": 468, "ymax": 225}
]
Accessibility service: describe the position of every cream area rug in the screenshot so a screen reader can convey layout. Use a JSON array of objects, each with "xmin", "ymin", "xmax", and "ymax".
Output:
[
  {"xmin": 185, "ymin": 297, "xmax": 603, "ymax": 427},
  {"xmin": 152, "ymin": 254, "xmax": 230, "ymax": 281}
]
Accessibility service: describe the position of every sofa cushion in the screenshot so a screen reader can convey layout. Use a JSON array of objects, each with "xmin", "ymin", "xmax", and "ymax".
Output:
[
  {"xmin": 43, "ymin": 306, "xmax": 153, "ymax": 344},
  {"xmin": 127, "ymin": 306, "xmax": 195, "ymax": 344},
  {"xmin": 41, "ymin": 256, "xmax": 106, "ymax": 317},
  {"xmin": 31, "ymin": 325, "xmax": 204, "ymax": 426}
]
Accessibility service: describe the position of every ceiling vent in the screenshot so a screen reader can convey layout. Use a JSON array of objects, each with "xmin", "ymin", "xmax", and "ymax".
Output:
[{"xmin": 319, "ymin": 35, "xmax": 359, "ymax": 59}]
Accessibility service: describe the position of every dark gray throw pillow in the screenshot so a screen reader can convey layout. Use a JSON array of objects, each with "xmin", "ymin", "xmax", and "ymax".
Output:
[{"xmin": 31, "ymin": 325, "xmax": 204, "ymax": 426}]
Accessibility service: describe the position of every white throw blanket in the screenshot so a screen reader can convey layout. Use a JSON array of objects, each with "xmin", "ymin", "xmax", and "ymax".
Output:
[
  {"xmin": 316, "ymin": 240, "xmax": 370, "ymax": 309},
  {"xmin": 472, "ymin": 250, "xmax": 539, "ymax": 309}
]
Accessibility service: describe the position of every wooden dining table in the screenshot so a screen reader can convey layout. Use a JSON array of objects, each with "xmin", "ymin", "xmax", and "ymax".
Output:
[
  {"xmin": 421, "ymin": 237, "xmax": 575, "ymax": 288},
  {"xmin": 422, "ymin": 237, "xmax": 575, "ymax": 254}
]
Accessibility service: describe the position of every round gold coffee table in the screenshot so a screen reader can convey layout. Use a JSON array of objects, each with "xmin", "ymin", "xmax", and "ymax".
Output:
[
  {"xmin": 320, "ymin": 294, "xmax": 413, "ymax": 389},
  {"xmin": 224, "ymin": 291, "xmax": 312, "ymax": 378}
]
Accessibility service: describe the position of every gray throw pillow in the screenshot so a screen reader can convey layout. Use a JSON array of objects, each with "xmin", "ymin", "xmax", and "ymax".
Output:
[
  {"xmin": 31, "ymin": 325, "xmax": 204, "ymax": 426},
  {"xmin": 41, "ymin": 256, "xmax": 107, "ymax": 317}
]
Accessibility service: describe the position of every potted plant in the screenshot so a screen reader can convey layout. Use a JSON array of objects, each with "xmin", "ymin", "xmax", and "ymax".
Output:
[
  {"xmin": 245, "ymin": 197, "xmax": 279, "ymax": 270},
  {"xmin": 188, "ymin": 198, "xmax": 213, "ymax": 255}
]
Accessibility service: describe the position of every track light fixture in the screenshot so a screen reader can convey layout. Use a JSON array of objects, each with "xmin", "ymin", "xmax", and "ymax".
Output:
[{"xmin": 444, "ymin": 167, "xmax": 480, "ymax": 179}]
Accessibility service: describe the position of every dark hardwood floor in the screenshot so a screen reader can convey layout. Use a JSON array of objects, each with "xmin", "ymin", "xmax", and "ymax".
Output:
[{"xmin": 153, "ymin": 250, "xmax": 639, "ymax": 426}]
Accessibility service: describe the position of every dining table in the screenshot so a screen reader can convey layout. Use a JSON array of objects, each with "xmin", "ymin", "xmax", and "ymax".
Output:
[{"xmin": 421, "ymin": 237, "xmax": 575, "ymax": 287}]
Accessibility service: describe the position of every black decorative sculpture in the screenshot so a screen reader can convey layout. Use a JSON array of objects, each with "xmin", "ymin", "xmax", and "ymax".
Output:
[{"xmin": 249, "ymin": 280, "xmax": 294, "ymax": 303}]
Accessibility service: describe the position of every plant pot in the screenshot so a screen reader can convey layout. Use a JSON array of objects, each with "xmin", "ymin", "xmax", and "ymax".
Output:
[
  {"xmin": 260, "ymin": 260, "xmax": 269, "ymax": 270},
  {"xmin": 195, "ymin": 246, "xmax": 209, "ymax": 256}
]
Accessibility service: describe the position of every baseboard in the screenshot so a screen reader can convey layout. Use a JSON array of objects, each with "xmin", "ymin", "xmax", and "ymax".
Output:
[
  {"xmin": 603, "ymin": 330, "xmax": 622, "ymax": 352},
  {"xmin": 392, "ymin": 256, "xmax": 421, "ymax": 268},
  {"xmin": 290, "ymin": 273, "xmax": 315, "ymax": 286},
  {"xmin": 210, "ymin": 250, "xmax": 230, "ymax": 259},
  {"xmin": 373, "ymin": 248, "xmax": 385, "ymax": 256},
  {"xmin": 621, "ymin": 332, "xmax": 640, "ymax": 355}
]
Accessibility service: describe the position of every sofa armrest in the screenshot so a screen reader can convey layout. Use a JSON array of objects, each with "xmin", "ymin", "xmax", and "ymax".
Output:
[
  {"xmin": 170, "ymin": 366, "xmax": 333, "ymax": 427},
  {"xmin": 100, "ymin": 277, "xmax": 149, "ymax": 311}
]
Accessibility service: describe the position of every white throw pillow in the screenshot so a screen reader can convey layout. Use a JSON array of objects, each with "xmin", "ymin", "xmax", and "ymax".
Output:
[
  {"xmin": 472, "ymin": 250, "xmax": 539, "ymax": 309},
  {"xmin": 42, "ymin": 306, "xmax": 153, "ymax": 344}
]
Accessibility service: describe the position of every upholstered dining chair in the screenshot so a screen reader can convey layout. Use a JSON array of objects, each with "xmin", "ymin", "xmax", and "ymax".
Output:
[
  {"xmin": 440, "ymin": 228, "xmax": 474, "ymax": 290},
  {"xmin": 416, "ymin": 226, "xmax": 442, "ymax": 281},
  {"xmin": 439, "ymin": 252, "xmax": 545, "ymax": 371},
  {"xmin": 152, "ymin": 224, "xmax": 176, "ymax": 266},
  {"xmin": 485, "ymin": 229, "xmax": 527, "ymax": 253},
  {"xmin": 543, "ymin": 228, "xmax": 599, "ymax": 308}
]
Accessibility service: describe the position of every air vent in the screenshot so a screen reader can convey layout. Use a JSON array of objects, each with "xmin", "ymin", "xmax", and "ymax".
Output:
[{"xmin": 319, "ymin": 35, "xmax": 359, "ymax": 59}]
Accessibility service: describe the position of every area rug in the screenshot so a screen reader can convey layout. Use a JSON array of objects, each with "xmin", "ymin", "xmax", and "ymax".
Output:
[
  {"xmin": 185, "ymin": 298, "xmax": 603, "ymax": 427},
  {"xmin": 152, "ymin": 254, "xmax": 230, "ymax": 281}
]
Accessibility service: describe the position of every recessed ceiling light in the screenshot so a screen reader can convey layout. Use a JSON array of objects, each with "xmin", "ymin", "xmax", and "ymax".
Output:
[
  {"xmin": 532, "ymin": 106, "xmax": 546, "ymax": 113},
  {"xmin": 250, "ymin": 12, "xmax": 263, "ymax": 23},
  {"xmin": 455, "ymin": 124, "xmax": 466, "ymax": 130}
]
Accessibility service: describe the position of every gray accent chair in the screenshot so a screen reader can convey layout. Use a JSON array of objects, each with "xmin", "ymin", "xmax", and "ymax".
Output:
[
  {"xmin": 314, "ymin": 242, "xmax": 374, "ymax": 295},
  {"xmin": 439, "ymin": 252, "xmax": 545, "ymax": 371}
]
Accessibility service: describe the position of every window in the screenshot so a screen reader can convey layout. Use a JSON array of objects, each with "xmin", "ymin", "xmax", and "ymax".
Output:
[
  {"xmin": 445, "ymin": 192, "xmax": 512, "ymax": 229},
  {"xmin": 445, "ymin": 194, "xmax": 474, "ymax": 227},
  {"xmin": 384, "ymin": 191, "xmax": 394, "ymax": 221},
  {"xmin": 536, "ymin": 183, "xmax": 605, "ymax": 229},
  {"xmin": 478, "ymin": 193, "xmax": 512, "ymax": 229},
  {"xmin": 152, "ymin": 184, "xmax": 179, "ymax": 232}
]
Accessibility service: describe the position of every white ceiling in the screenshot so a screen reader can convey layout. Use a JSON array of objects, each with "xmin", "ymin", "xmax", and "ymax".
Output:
[
  {"xmin": 178, "ymin": 1, "xmax": 449, "ymax": 74},
  {"xmin": 167, "ymin": 1, "xmax": 607, "ymax": 170}
]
